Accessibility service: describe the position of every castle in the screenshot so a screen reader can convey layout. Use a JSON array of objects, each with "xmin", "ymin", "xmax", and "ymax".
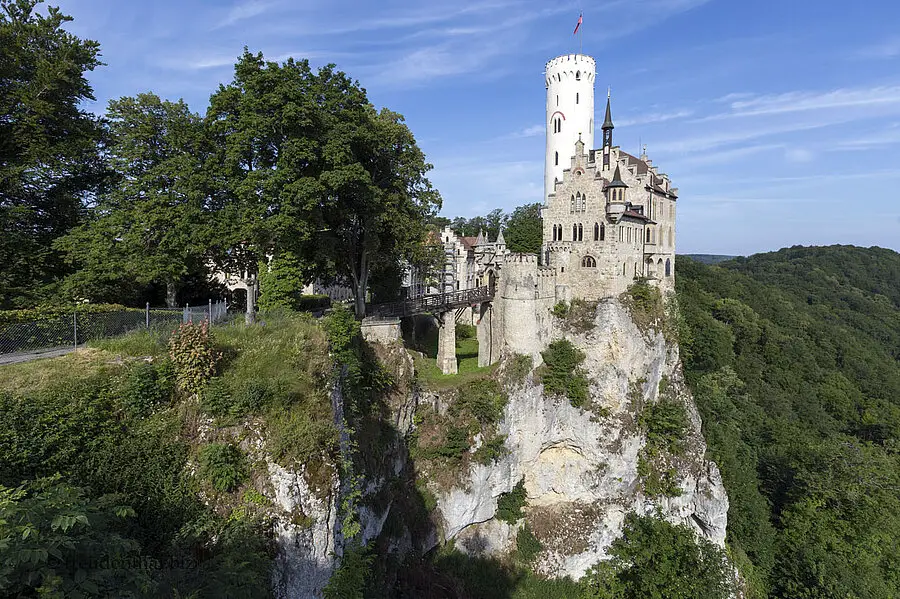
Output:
[
  {"xmin": 460, "ymin": 52, "xmax": 679, "ymax": 372},
  {"xmin": 355, "ymin": 51, "xmax": 680, "ymax": 375}
]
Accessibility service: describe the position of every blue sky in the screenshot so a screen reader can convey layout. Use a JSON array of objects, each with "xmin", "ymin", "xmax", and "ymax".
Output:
[{"xmin": 57, "ymin": 0, "xmax": 900, "ymax": 255}]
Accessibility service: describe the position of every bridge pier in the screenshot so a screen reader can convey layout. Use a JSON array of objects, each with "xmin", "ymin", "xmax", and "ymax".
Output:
[
  {"xmin": 436, "ymin": 311, "xmax": 458, "ymax": 375},
  {"xmin": 477, "ymin": 302, "xmax": 500, "ymax": 367}
]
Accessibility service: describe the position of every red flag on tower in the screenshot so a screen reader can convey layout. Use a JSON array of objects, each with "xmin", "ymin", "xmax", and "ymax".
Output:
[{"xmin": 573, "ymin": 12, "xmax": 582, "ymax": 35}]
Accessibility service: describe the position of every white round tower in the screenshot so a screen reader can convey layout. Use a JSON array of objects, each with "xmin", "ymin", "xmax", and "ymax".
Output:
[{"xmin": 544, "ymin": 54, "xmax": 595, "ymax": 199}]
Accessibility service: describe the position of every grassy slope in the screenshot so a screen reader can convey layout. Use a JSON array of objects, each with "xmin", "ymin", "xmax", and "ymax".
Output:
[{"xmin": 0, "ymin": 314, "xmax": 336, "ymax": 597}]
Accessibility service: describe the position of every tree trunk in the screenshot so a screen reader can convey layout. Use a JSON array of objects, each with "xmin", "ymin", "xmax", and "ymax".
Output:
[
  {"xmin": 351, "ymin": 249, "xmax": 369, "ymax": 319},
  {"xmin": 245, "ymin": 274, "xmax": 257, "ymax": 325},
  {"xmin": 165, "ymin": 281, "xmax": 177, "ymax": 309}
]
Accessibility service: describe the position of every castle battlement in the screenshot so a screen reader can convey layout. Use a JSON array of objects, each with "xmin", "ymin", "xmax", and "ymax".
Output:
[{"xmin": 504, "ymin": 253, "xmax": 539, "ymax": 265}]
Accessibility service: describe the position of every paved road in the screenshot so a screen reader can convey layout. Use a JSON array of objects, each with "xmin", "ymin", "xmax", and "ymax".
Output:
[{"xmin": 0, "ymin": 347, "xmax": 75, "ymax": 366}]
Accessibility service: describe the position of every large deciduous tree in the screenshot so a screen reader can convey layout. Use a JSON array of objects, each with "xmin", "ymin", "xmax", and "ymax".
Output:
[
  {"xmin": 0, "ymin": 0, "xmax": 104, "ymax": 308},
  {"xmin": 56, "ymin": 93, "xmax": 209, "ymax": 307},
  {"xmin": 205, "ymin": 51, "xmax": 330, "ymax": 323},
  {"xmin": 304, "ymin": 104, "xmax": 441, "ymax": 317},
  {"xmin": 208, "ymin": 51, "xmax": 440, "ymax": 320}
]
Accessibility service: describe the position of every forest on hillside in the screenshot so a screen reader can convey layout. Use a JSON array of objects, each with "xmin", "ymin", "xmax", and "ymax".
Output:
[{"xmin": 677, "ymin": 245, "xmax": 900, "ymax": 598}]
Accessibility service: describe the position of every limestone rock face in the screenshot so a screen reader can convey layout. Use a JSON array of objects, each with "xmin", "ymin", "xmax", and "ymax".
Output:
[
  {"xmin": 269, "ymin": 462, "xmax": 340, "ymax": 599},
  {"xmin": 435, "ymin": 298, "xmax": 728, "ymax": 579}
]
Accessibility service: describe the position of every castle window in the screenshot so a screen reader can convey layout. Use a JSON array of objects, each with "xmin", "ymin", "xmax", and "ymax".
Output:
[
  {"xmin": 570, "ymin": 195, "xmax": 575, "ymax": 213},
  {"xmin": 594, "ymin": 223, "xmax": 599, "ymax": 241},
  {"xmin": 573, "ymin": 224, "xmax": 578, "ymax": 240},
  {"xmin": 582, "ymin": 256, "xmax": 596, "ymax": 268},
  {"xmin": 555, "ymin": 151, "xmax": 558, "ymax": 166},
  {"xmin": 576, "ymin": 92, "xmax": 579, "ymax": 104},
  {"xmin": 600, "ymin": 223, "xmax": 605, "ymax": 241},
  {"xmin": 556, "ymin": 94, "xmax": 559, "ymax": 106},
  {"xmin": 576, "ymin": 70, "xmax": 581, "ymax": 81},
  {"xmin": 578, "ymin": 223, "xmax": 583, "ymax": 241},
  {"xmin": 646, "ymin": 228, "xmax": 651, "ymax": 243},
  {"xmin": 665, "ymin": 258, "xmax": 672, "ymax": 277}
]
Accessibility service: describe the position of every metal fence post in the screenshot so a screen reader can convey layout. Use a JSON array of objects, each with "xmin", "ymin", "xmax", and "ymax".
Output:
[
  {"xmin": 73, "ymin": 310, "xmax": 78, "ymax": 350},
  {"xmin": 146, "ymin": 302, "xmax": 150, "ymax": 328},
  {"xmin": 209, "ymin": 299, "xmax": 213, "ymax": 322}
]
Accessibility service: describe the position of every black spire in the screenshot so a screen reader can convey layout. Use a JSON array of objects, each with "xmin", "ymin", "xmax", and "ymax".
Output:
[
  {"xmin": 602, "ymin": 93, "xmax": 614, "ymax": 131},
  {"xmin": 608, "ymin": 165, "xmax": 628, "ymax": 188}
]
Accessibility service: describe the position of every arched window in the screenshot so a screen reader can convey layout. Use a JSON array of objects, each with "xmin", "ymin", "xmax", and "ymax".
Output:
[
  {"xmin": 576, "ymin": 70, "xmax": 581, "ymax": 81},
  {"xmin": 577, "ymin": 223, "xmax": 583, "ymax": 241},
  {"xmin": 572, "ymin": 224, "xmax": 578, "ymax": 240},
  {"xmin": 646, "ymin": 228, "xmax": 651, "ymax": 243},
  {"xmin": 557, "ymin": 118, "xmax": 562, "ymax": 133},
  {"xmin": 594, "ymin": 223, "xmax": 599, "ymax": 241},
  {"xmin": 600, "ymin": 223, "xmax": 605, "ymax": 241},
  {"xmin": 622, "ymin": 262, "xmax": 626, "ymax": 275},
  {"xmin": 665, "ymin": 258, "xmax": 672, "ymax": 277},
  {"xmin": 582, "ymin": 256, "xmax": 596, "ymax": 268},
  {"xmin": 576, "ymin": 92, "xmax": 579, "ymax": 104},
  {"xmin": 657, "ymin": 258, "xmax": 663, "ymax": 273},
  {"xmin": 570, "ymin": 195, "xmax": 575, "ymax": 213}
]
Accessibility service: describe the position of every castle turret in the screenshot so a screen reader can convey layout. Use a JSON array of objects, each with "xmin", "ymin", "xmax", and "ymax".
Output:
[
  {"xmin": 606, "ymin": 165, "xmax": 628, "ymax": 219},
  {"xmin": 545, "ymin": 54, "xmax": 595, "ymax": 199}
]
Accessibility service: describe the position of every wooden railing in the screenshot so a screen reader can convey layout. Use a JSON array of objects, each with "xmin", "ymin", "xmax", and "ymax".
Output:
[{"xmin": 367, "ymin": 286, "xmax": 494, "ymax": 318}]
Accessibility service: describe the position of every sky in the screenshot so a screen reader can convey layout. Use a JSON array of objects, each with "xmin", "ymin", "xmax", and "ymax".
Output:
[{"xmin": 55, "ymin": 0, "xmax": 900, "ymax": 255}]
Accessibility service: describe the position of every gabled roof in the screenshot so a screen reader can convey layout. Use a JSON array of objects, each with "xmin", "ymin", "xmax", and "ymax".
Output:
[
  {"xmin": 460, "ymin": 236, "xmax": 478, "ymax": 251},
  {"xmin": 619, "ymin": 150, "xmax": 649, "ymax": 175}
]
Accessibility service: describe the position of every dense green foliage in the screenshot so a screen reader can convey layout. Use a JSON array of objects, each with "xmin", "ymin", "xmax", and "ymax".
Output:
[
  {"xmin": 0, "ymin": 0, "xmax": 104, "ymax": 309},
  {"xmin": 197, "ymin": 443, "xmax": 248, "ymax": 493},
  {"xmin": 580, "ymin": 514, "xmax": 733, "ymax": 599},
  {"xmin": 167, "ymin": 321, "xmax": 220, "ymax": 396},
  {"xmin": 496, "ymin": 478, "xmax": 528, "ymax": 524},
  {"xmin": 540, "ymin": 339, "xmax": 590, "ymax": 407},
  {"xmin": 678, "ymin": 246, "xmax": 900, "ymax": 598},
  {"xmin": 0, "ymin": 314, "xmax": 345, "ymax": 596}
]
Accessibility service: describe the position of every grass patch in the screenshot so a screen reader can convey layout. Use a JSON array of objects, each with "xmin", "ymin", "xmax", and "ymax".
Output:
[
  {"xmin": 413, "ymin": 335, "xmax": 496, "ymax": 391},
  {"xmin": 516, "ymin": 524, "xmax": 543, "ymax": 566},
  {"xmin": 0, "ymin": 348, "xmax": 120, "ymax": 394},
  {"xmin": 87, "ymin": 327, "xmax": 170, "ymax": 356}
]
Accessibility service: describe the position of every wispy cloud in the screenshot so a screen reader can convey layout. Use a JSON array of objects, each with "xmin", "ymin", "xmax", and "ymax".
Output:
[
  {"xmin": 617, "ymin": 109, "xmax": 693, "ymax": 127},
  {"xmin": 832, "ymin": 124, "xmax": 900, "ymax": 150},
  {"xmin": 215, "ymin": 0, "xmax": 279, "ymax": 29},
  {"xmin": 857, "ymin": 37, "xmax": 900, "ymax": 59},
  {"xmin": 713, "ymin": 85, "xmax": 900, "ymax": 118}
]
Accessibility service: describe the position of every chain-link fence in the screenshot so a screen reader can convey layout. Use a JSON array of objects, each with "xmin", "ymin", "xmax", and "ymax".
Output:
[{"xmin": 0, "ymin": 301, "xmax": 228, "ymax": 356}]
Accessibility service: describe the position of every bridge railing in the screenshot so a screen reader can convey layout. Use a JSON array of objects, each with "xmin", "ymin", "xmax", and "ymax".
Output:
[{"xmin": 368, "ymin": 286, "xmax": 493, "ymax": 318}]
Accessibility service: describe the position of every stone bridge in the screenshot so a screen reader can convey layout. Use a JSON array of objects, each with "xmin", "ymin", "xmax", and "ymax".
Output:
[{"xmin": 364, "ymin": 286, "xmax": 495, "ymax": 375}]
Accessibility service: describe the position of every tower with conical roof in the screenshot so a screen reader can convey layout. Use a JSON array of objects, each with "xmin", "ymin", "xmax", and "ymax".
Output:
[{"xmin": 544, "ymin": 54, "xmax": 595, "ymax": 199}]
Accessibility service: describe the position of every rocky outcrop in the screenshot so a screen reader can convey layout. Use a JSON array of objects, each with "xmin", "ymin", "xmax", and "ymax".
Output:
[{"xmin": 432, "ymin": 298, "xmax": 728, "ymax": 579}]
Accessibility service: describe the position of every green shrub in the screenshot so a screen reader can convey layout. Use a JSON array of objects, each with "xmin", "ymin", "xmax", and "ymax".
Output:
[
  {"xmin": 639, "ymin": 399, "xmax": 689, "ymax": 456},
  {"xmin": 502, "ymin": 354, "xmax": 533, "ymax": 389},
  {"xmin": 198, "ymin": 443, "xmax": 247, "ymax": 492},
  {"xmin": 120, "ymin": 360, "xmax": 173, "ymax": 417},
  {"xmin": 323, "ymin": 541, "xmax": 374, "ymax": 599},
  {"xmin": 455, "ymin": 379, "xmax": 507, "ymax": 425},
  {"xmin": 496, "ymin": 478, "xmax": 527, "ymax": 524},
  {"xmin": 167, "ymin": 321, "xmax": 220, "ymax": 396},
  {"xmin": 296, "ymin": 294, "xmax": 331, "ymax": 312},
  {"xmin": 623, "ymin": 280, "xmax": 664, "ymax": 333},
  {"xmin": 474, "ymin": 434, "xmax": 508, "ymax": 465},
  {"xmin": 540, "ymin": 340, "xmax": 590, "ymax": 407},
  {"xmin": 637, "ymin": 454, "xmax": 682, "ymax": 497},
  {"xmin": 551, "ymin": 301, "xmax": 570, "ymax": 318},
  {"xmin": 516, "ymin": 524, "xmax": 543, "ymax": 565},
  {"xmin": 457, "ymin": 323, "xmax": 476, "ymax": 339}
]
